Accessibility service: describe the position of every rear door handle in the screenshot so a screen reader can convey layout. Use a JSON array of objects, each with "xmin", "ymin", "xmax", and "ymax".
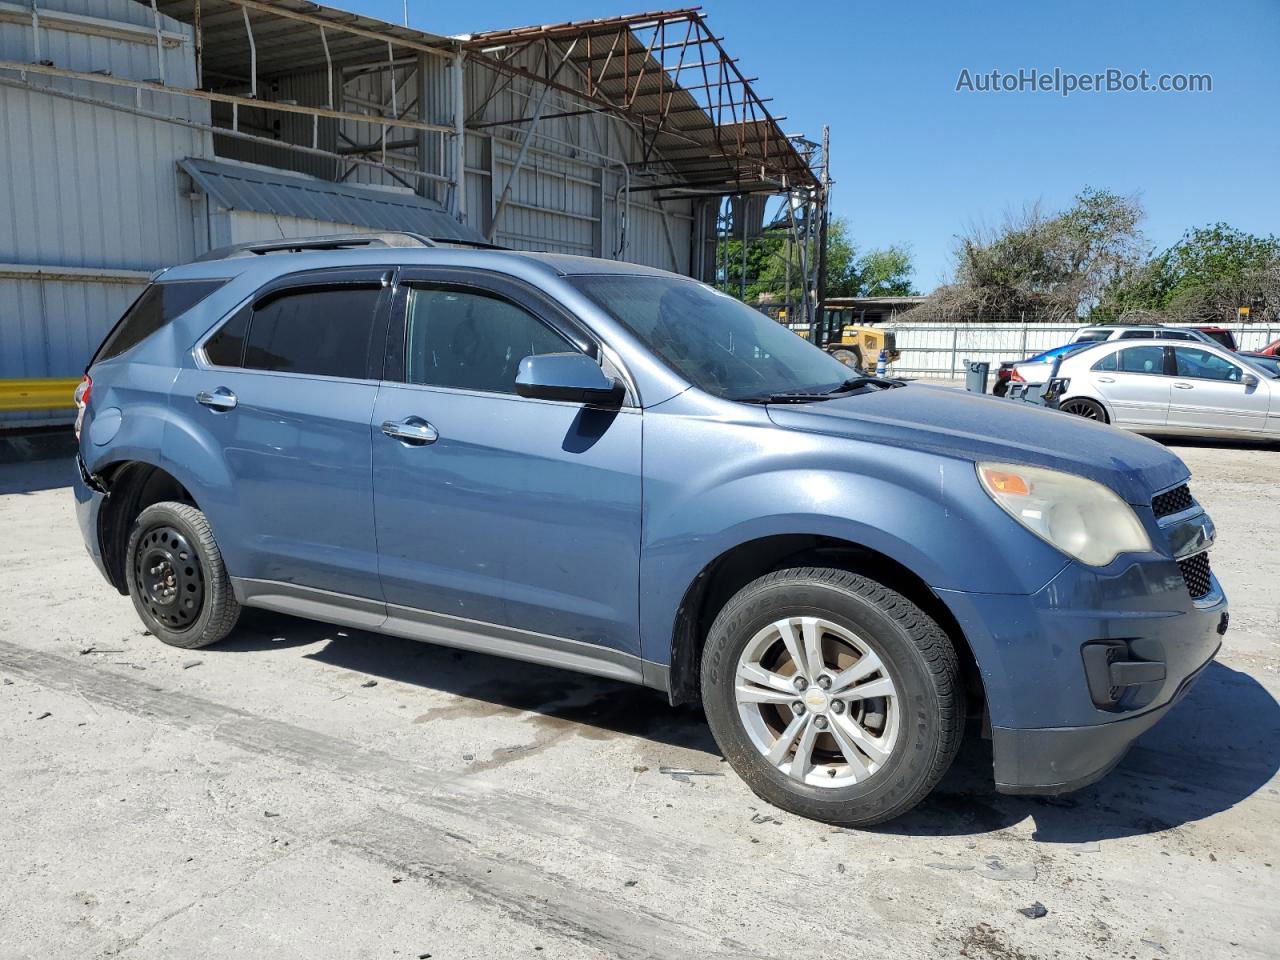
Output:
[
  {"xmin": 1095, "ymin": 376, "xmax": 1115, "ymax": 383},
  {"xmin": 381, "ymin": 416, "xmax": 438, "ymax": 445},
  {"xmin": 196, "ymin": 387, "xmax": 237, "ymax": 411},
  {"xmin": 1173, "ymin": 382, "xmax": 1194, "ymax": 390}
]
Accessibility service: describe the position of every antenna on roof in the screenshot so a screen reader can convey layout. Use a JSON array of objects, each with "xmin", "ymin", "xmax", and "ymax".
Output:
[{"xmin": 403, "ymin": 0, "xmax": 409, "ymax": 27}]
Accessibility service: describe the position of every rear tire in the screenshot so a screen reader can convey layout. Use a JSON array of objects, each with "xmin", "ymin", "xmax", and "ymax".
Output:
[
  {"xmin": 700, "ymin": 568, "xmax": 964, "ymax": 827},
  {"xmin": 1059, "ymin": 396, "xmax": 1108, "ymax": 422},
  {"xmin": 125, "ymin": 501, "xmax": 240, "ymax": 649}
]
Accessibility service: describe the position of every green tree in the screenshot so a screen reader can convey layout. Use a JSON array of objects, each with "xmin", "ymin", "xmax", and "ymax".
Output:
[
  {"xmin": 1099, "ymin": 223, "xmax": 1280, "ymax": 322},
  {"xmin": 910, "ymin": 187, "xmax": 1147, "ymax": 321},
  {"xmin": 718, "ymin": 216, "xmax": 917, "ymax": 306}
]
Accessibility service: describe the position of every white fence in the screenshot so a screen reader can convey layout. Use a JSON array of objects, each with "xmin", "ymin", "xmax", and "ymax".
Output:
[{"xmin": 886, "ymin": 322, "xmax": 1280, "ymax": 378}]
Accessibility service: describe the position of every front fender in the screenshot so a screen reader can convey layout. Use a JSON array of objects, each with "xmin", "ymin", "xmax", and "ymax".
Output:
[{"xmin": 637, "ymin": 396, "xmax": 1069, "ymax": 666}]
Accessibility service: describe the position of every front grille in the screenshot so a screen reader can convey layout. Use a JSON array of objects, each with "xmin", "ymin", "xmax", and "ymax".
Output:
[
  {"xmin": 1179, "ymin": 552, "xmax": 1213, "ymax": 599},
  {"xmin": 1153, "ymin": 484, "xmax": 1194, "ymax": 518}
]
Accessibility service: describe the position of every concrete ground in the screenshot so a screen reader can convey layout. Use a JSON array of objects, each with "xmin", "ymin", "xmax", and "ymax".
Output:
[{"xmin": 1, "ymin": 441, "xmax": 1277, "ymax": 960}]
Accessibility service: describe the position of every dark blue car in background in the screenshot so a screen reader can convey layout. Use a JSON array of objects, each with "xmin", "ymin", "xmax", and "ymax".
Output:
[{"xmin": 72, "ymin": 235, "xmax": 1227, "ymax": 825}]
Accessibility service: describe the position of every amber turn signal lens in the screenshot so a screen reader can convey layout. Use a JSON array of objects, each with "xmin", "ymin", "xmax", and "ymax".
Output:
[{"xmin": 980, "ymin": 468, "xmax": 1030, "ymax": 497}]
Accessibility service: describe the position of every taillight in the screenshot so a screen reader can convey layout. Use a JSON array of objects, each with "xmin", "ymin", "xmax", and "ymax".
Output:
[
  {"xmin": 74, "ymin": 374, "xmax": 92, "ymax": 441},
  {"xmin": 1010, "ymin": 369, "xmax": 1026, "ymax": 383}
]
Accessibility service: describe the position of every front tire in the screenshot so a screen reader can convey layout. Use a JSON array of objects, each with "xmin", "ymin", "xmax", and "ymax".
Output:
[
  {"xmin": 125, "ymin": 501, "xmax": 240, "ymax": 649},
  {"xmin": 700, "ymin": 568, "xmax": 964, "ymax": 826}
]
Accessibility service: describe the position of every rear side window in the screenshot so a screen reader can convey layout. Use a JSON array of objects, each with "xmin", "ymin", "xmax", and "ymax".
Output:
[
  {"xmin": 1074, "ymin": 330, "xmax": 1111, "ymax": 343},
  {"xmin": 1115, "ymin": 345, "xmax": 1166, "ymax": 374},
  {"xmin": 94, "ymin": 279, "xmax": 227, "ymax": 362},
  {"xmin": 232, "ymin": 286, "xmax": 382, "ymax": 379},
  {"xmin": 204, "ymin": 308, "xmax": 249, "ymax": 367},
  {"xmin": 1118, "ymin": 330, "xmax": 1156, "ymax": 339}
]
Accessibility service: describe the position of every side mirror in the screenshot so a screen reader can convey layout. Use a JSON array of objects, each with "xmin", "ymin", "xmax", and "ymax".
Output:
[
  {"xmin": 1243, "ymin": 373, "xmax": 1259, "ymax": 388},
  {"xmin": 515, "ymin": 353, "xmax": 625, "ymax": 406}
]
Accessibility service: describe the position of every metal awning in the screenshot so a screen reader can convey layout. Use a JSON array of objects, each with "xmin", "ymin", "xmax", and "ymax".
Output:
[
  {"xmin": 463, "ymin": 10, "xmax": 818, "ymax": 197},
  {"xmin": 179, "ymin": 157, "xmax": 486, "ymax": 241},
  {"xmin": 150, "ymin": 0, "xmax": 458, "ymax": 78}
]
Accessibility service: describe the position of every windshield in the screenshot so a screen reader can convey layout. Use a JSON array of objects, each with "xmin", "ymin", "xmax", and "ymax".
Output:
[
  {"xmin": 1241, "ymin": 354, "xmax": 1280, "ymax": 378},
  {"xmin": 570, "ymin": 275, "xmax": 856, "ymax": 400}
]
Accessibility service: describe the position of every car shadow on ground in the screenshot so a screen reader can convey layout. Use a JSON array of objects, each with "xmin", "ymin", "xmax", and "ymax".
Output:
[
  {"xmin": 1154, "ymin": 435, "xmax": 1280, "ymax": 452},
  {"xmin": 223, "ymin": 609, "xmax": 717, "ymax": 756},
  {"xmin": 879, "ymin": 660, "xmax": 1279, "ymax": 842},
  {"xmin": 220, "ymin": 610, "xmax": 1276, "ymax": 839}
]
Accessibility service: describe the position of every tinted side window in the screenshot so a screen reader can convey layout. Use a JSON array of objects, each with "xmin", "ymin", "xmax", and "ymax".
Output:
[
  {"xmin": 95, "ymin": 279, "xmax": 227, "ymax": 362},
  {"xmin": 243, "ymin": 286, "xmax": 382, "ymax": 379},
  {"xmin": 1174, "ymin": 347, "xmax": 1242, "ymax": 382},
  {"xmin": 1118, "ymin": 330, "xmax": 1156, "ymax": 339},
  {"xmin": 1074, "ymin": 330, "xmax": 1111, "ymax": 343},
  {"xmin": 1116, "ymin": 345, "xmax": 1165, "ymax": 374},
  {"xmin": 204, "ymin": 307, "xmax": 249, "ymax": 367},
  {"xmin": 1092, "ymin": 351, "xmax": 1118, "ymax": 372},
  {"xmin": 404, "ymin": 287, "xmax": 575, "ymax": 394}
]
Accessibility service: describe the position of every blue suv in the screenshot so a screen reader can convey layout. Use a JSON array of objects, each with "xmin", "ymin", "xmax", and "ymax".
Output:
[{"xmin": 73, "ymin": 235, "xmax": 1227, "ymax": 825}]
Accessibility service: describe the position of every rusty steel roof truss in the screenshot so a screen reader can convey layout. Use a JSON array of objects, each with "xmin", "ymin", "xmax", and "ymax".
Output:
[{"xmin": 463, "ymin": 9, "xmax": 818, "ymax": 196}]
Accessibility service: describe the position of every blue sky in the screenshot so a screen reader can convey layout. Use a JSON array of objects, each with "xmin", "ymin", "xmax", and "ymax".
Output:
[{"xmin": 332, "ymin": 0, "xmax": 1278, "ymax": 292}]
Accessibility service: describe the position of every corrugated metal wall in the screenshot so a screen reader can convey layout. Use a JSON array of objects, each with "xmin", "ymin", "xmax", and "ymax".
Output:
[
  {"xmin": 0, "ymin": 1, "xmax": 722, "ymax": 420},
  {"xmin": 0, "ymin": 0, "xmax": 207, "ymax": 422},
  {"xmin": 464, "ymin": 49, "xmax": 694, "ymax": 272},
  {"xmin": 214, "ymin": 68, "xmax": 341, "ymax": 181}
]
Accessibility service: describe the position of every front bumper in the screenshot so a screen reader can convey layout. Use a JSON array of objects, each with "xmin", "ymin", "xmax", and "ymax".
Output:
[
  {"xmin": 936, "ymin": 549, "xmax": 1227, "ymax": 795},
  {"xmin": 991, "ymin": 644, "xmax": 1218, "ymax": 794}
]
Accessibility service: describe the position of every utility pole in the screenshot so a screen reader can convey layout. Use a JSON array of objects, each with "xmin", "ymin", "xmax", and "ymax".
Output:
[{"xmin": 814, "ymin": 125, "xmax": 831, "ymax": 347}]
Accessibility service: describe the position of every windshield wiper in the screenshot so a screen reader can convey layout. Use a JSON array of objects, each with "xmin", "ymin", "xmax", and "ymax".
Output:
[{"xmin": 735, "ymin": 376, "xmax": 906, "ymax": 404}]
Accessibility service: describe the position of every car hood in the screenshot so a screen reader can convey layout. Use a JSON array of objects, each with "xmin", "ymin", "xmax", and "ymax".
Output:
[{"xmin": 765, "ymin": 384, "xmax": 1188, "ymax": 506}]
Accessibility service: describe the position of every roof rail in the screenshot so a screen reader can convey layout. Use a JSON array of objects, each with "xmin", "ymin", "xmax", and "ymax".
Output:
[{"xmin": 192, "ymin": 232, "xmax": 503, "ymax": 262}]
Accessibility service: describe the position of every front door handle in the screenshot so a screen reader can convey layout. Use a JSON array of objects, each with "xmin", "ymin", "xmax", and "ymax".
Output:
[
  {"xmin": 1173, "ymin": 382, "xmax": 1194, "ymax": 390},
  {"xmin": 381, "ymin": 416, "xmax": 439, "ymax": 445},
  {"xmin": 196, "ymin": 387, "xmax": 237, "ymax": 411}
]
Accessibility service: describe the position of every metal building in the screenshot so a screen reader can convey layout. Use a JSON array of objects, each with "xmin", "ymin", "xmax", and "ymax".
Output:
[{"xmin": 0, "ymin": 0, "xmax": 820, "ymax": 424}]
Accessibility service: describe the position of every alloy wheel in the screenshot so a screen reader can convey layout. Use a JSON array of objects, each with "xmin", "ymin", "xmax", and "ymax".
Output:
[
  {"xmin": 734, "ymin": 616, "xmax": 900, "ymax": 788},
  {"xmin": 1060, "ymin": 398, "xmax": 1102, "ymax": 420}
]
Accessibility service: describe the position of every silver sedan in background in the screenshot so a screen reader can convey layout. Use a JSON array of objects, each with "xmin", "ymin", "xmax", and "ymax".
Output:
[{"xmin": 1013, "ymin": 338, "xmax": 1280, "ymax": 440}]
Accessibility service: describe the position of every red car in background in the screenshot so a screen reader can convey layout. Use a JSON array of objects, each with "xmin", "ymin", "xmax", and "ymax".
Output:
[{"xmin": 1258, "ymin": 337, "xmax": 1280, "ymax": 357}]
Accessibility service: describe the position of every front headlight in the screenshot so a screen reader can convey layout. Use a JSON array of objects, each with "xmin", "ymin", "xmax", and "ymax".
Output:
[{"xmin": 976, "ymin": 462, "xmax": 1152, "ymax": 566}]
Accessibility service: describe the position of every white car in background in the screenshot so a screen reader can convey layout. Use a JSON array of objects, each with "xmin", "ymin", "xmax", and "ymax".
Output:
[
  {"xmin": 1070, "ymin": 324, "xmax": 1235, "ymax": 349},
  {"xmin": 1013, "ymin": 339, "xmax": 1280, "ymax": 440}
]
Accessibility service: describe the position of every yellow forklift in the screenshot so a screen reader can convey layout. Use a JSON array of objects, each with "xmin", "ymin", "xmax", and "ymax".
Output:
[{"xmin": 814, "ymin": 302, "xmax": 900, "ymax": 371}]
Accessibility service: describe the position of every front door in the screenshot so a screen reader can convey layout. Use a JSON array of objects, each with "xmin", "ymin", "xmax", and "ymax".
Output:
[
  {"xmin": 1087, "ymin": 344, "xmax": 1171, "ymax": 427},
  {"xmin": 1167, "ymin": 345, "xmax": 1269, "ymax": 433},
  {"xmin": 370, "ymin": 272, "xmax": 643, "ymax": 661},
  {"xmin": 173, "ymin": 268, "xmax": 391, "ymax": 600}
]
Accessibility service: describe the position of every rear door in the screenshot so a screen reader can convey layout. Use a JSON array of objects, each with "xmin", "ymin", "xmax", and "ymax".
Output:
[
  {"xmin": 1167, "ymin": 345, "xmax": 1268, "ymax": 433},
  {"xmin": 173, "ymin": 267, "xmax": 392, "ymax": 600},
  {"xmin": 370, "ymin": 268, "xmax": 644, "ymax": 662},
  {"xmin": 1086, "ymin": 344, "xmax": 1171, "ymax": 427}
]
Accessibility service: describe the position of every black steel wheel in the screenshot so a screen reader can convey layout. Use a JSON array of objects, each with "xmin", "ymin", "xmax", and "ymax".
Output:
[
  {"xmin": 125, "ymin": 501, "xmax": 240, "ymax": 649},
  {"xmin": 1059, "ymin": 397, "xmax": 1108, "ymax": 422},
  {"xmin": 134, "ymin": 524, "xmax": 205, "ymax": 630}
]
